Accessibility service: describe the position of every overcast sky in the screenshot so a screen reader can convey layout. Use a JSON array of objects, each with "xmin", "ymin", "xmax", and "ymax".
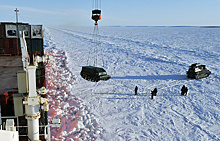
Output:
[{"xmin": 0, "ymin": 0, "xmax": 219, "ymax": 26}]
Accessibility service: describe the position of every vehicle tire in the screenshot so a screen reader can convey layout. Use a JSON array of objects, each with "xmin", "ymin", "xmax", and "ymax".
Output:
[{"xmin": 82, "ymin": 74, "xmax": 85, "ymax": 78}]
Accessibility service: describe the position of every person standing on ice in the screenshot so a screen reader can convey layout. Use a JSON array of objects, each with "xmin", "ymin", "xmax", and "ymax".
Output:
[
  {"xmin": 181, "ymin": 85, "xmax": 188, "ymax": 96},
  {"xmin": 135, "ymin": 86, "xmax": 138, "ymax": 95},
  {"xmin": 151, "ymin": 88, "xmax": 157, "ymax": 99},
  {"xmin": 181, "ymin": 85, "xmax": 185, "ymax": 96}
]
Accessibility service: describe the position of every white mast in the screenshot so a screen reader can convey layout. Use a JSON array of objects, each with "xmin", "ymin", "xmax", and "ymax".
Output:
[
  {"xmin": 14, "ymin": 8, "xmax": 19, "ymax": 23},
  {"xmin": 20, "ymin": 31, "xmax": 51, "ymax": 141},
  {"xmin": 20, "ymin": 31, "xmax": 40, "ymax": 141}
]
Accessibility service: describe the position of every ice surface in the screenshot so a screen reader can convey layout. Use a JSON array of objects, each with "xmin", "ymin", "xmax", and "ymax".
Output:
[{"xmin": 44, "ymin": 26, "xmax": 220, "ymax": 140}]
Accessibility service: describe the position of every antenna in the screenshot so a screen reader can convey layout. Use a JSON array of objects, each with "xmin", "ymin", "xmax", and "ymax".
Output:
[{"xmin": 14, "ymin": 8, "xmax": 19, "ymax": 23}]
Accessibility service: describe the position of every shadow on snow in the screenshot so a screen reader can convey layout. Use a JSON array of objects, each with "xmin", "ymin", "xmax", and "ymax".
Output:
[{"xmin": 111, "ymin": 74, "xmax": 187, "ymax": 81}]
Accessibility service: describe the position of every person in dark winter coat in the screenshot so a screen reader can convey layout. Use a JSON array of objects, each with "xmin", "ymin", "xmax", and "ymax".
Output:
[
  {"xmin": 181, "ymin": 85, "xmax": 185, "ymax": 96},
  {"xmin": 151, "ymin": 88, "xmax": 157, "ymax": 99},
  {"xmin": 135, "ymin": 86, "xmax": 138, "ymax": 95},
  {"xmin": 181, "ymin": 85, "xmax": 188, "ymax": 96}
]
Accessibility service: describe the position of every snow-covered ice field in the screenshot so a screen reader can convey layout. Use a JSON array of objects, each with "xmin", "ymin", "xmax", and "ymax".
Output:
[{"xmin": 44, "ymin": 26, "xmax": 220, "ymax": 140}]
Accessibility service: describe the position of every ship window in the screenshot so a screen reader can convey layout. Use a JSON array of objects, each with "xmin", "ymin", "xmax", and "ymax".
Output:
[{"xmin": 7, "ymin": 30, "xmax": 17, "ymax": 36}]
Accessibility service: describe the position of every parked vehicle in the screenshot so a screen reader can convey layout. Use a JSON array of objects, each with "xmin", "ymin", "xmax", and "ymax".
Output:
[{"xmin": 186, "ymin": 63, "xmax": 211, "ymax": 79}]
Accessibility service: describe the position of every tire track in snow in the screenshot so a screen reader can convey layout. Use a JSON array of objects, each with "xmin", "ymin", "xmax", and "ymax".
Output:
[
  {"xmin": 51, "ymin": 27, "xmax": 220, "ymax": 66},
  {"xmin": 170, "ymin": 107, "xmax": 219, "ymax": 140},
  {"xmin": 47, "ymin": 27, "xmax": 190, "ymax": 67}
]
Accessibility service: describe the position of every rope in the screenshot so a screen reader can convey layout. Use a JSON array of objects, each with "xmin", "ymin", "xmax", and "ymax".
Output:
[
  {"xmin": 93, "ymin": 25, "xmax": 98, "ymax": 66},
  {"xmin": 86, "ymin": 51, "xmax": 90, "ymax": 66},
  {"xmin": 87, "ymin": 25, "xmax": 97, "ymax": 66},
  {"xmin": 8, "ymin": 14, "xmax": 16, "ymax": 21},
  {"xmin": 93, "ymin": 0, "xmax": 98, "ymax": 9},
  {"xmin": 90, "ymin": 23, "xmax": 104, "ymax": 67},
  {"xmin": 87, "ymin": 25, "xmax": 96, "ymax": 65},
  {"xmin": 19, "ymin": 15, "xmax": 29, "ymax": 23},
  {"xmin": 100, "ymin": 0, "xmax": 101, "ymax": 9},
  {"xmin": 97, "ymin": 25, "xmax": 105, "ymax": 67},
  {"xmin": 92, "ymin": 0, "xmax": 101, "ymax": 11},
  {"xmin": 95, "ymin": 25, "xmax": 97, "ymax": 66},
  {"xmin": 90, "ymin": 0, "xmax": 103, "ymax": 67}
]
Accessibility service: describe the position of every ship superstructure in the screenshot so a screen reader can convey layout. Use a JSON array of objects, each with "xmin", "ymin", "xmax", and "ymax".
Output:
[{"xmin": 0, "ymin": 11, "xmax": 60, "ymax": 140}]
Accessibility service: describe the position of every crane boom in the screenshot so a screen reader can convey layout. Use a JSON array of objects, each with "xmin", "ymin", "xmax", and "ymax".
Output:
[{"xmin": 19, "ymin": 31, "xmax": 29, "ymax": 71}]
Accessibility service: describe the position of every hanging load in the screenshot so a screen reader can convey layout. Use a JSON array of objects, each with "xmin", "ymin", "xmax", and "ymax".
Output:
[
  {"xmin": 92, "ymin": 9, "xmax": 101, "ymax": 25},
  {"xmin": 80, "ymin": 0, "xmax": 110, "ymax": 82},
  {"xmin": 80, "ymin": 66, "xmax": 111, "ymax": 82},
  {"xmin": 186, "ymin": 63, "xmax": 211, "ymax": 79}
]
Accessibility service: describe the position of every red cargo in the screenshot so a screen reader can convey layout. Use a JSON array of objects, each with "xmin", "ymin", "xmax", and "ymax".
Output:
[{"xmin": 3, "ymin": 38, "xmax": 19, "ymax": 55}]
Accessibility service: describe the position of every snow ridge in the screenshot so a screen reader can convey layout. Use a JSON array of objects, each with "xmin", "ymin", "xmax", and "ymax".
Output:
[{"xmin": 45, "ymin": 45, "xmax": 100, "ymax": 139}]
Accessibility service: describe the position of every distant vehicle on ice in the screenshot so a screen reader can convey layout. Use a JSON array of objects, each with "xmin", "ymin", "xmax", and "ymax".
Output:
[
  {"xmin": 80, "ymin": 66, "xmax": 111, "ymax": 82},
  {"xmin": 186, "ymin": 63, "xmax": 211, "ymax": 79}
]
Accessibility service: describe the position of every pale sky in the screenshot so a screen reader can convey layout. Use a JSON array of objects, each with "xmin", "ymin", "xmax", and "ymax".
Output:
[{"xmin": 0, "ymin": 0, "xmax": 219, "ymax": 26}]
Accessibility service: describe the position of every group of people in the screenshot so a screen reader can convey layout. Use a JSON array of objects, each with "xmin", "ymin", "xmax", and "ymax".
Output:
[{"xmin": 134, "ymin": 85, "xmax": 188, "ymax": 99}]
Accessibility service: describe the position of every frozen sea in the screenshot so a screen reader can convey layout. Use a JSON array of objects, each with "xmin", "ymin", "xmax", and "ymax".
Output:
[{"xmin": 44, "ymin": 26, "xmax": 220, "ymax": 141}]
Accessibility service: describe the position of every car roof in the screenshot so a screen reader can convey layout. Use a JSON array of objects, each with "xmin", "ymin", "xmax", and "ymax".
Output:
[{"xmin": 82, "ymin": 66, "xmax": 105, "ymax": 72}]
